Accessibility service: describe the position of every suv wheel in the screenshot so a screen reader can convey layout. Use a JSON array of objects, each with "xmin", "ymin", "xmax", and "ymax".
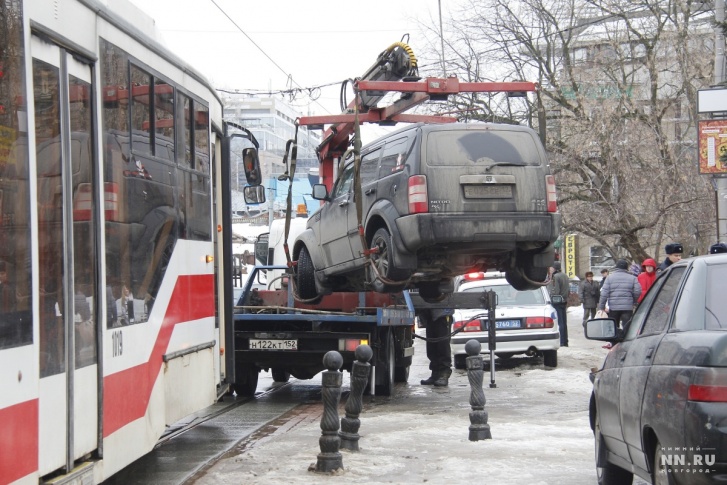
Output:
[
  {"xmin": 368, "ymin": 227, "xmax": 410, "ymax": 292},
  {"xmin": 296, "ymin": 246, "xmax": 320, "ymax": 301},
  {"xmin": 505, "ymin": 268, "xmax": 539, "ymax": 291}
]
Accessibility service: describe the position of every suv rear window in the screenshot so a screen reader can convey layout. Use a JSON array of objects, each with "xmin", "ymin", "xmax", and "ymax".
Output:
[{"xmin": 425, "ymin": 130, "xmax": 542, "ymax": 166}]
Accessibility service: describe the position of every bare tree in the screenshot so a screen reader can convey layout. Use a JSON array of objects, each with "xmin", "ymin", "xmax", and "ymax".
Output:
[{"xmin": 419, "ymin": 0, "xmax": 717, "ymax": 260}]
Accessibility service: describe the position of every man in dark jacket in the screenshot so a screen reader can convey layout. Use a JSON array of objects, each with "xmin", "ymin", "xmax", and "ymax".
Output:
[
  {"xmin": 657, "ymin": 243, "xmax": 683, "ymax": 273},
  {"xmin": 548, "ymin": 262, "xmax": 570, "ymax": 347},
  {"xmin": 578, "ymin": 271, "xmax": 600, "ymax": 327},
  {"xmin": 598, "ymin": 259, "xmax": 641, "ymax": 329}
]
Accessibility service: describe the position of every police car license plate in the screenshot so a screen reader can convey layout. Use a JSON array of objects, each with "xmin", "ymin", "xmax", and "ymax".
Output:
[
  {"xmin": 495, "ymin": 320, "xmax": 521, "ymax": 329},
  {"xmin": 249, "ymin": 339, "xmax": 298, "ymax": 350}
]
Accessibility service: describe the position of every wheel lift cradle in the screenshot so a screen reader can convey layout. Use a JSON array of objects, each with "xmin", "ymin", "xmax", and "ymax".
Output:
[{"xmin": 232, "ymin": 265, "xmax": 416, "ymax": 396}]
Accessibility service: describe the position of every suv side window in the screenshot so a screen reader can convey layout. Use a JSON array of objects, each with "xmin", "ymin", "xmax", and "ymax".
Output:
[
  {"xmin": 379, "ymin": 136, "xmax": 412, "ymax": 177},
  {"xmin": 360, "ymin": 148, "xmax": 381, "ymax": 185},
  {"xmin": 331, "ymin": 163, "xmax": 355, "ymax": 199}
]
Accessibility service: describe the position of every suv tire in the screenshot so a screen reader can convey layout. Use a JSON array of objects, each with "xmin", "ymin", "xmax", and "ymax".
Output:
[
  {"xmin": 505, "ymin": 268, "xmax": 539, "ymax": 291},
  {"xmin": 368, "ymin": 227, "xmax": 410, "ymax": 292},
  {"xmin": 296, "ymin": 246, "xmax": 319, "ymax": 301},
  {"xmin": 417, "ymin": 281, "xmax": 448, "ymax": 303}
]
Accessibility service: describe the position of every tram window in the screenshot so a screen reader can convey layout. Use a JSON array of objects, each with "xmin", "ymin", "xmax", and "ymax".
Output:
[
  {"xmin": 195, "ymin": 104, "xmax": 209, "ymax": 174},
  {"xmin": 179, "ymin": 94, "xmax": 192, "ymax": 169},
  {"xmin": 178, "ymin": 168, "xmax": 211, "ymax": 241},
  {"xmin": 154, "ymin": 79, "xmax": 174, "ymax": 162},
  {"xmin": 33, "ymin": 59, "xmax": 66, "ymax": 376},
  {"xmin": 131, "ymin": 65, "xmax": 152, "ymax": 156},
  {"xmin": 0, "ymin": 1, "xmax": 32, "ymax": 351}
]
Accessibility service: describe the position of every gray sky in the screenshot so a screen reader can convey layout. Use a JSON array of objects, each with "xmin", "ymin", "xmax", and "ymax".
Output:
[{"xmin": 127, "ymin": 0, "xmax": 447, "ymax": 122}]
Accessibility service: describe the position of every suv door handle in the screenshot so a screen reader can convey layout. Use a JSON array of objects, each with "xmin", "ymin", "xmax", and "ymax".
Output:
[
  {"xmin": 338, "ymin": 200, "xmax": 349, "ymax": 207},
  {"xmin": 365, "ymin": 188, "xmax": 376, "ymax": 195},
  {"xmin": 645, "ymin": 347, "xmax": 654, "ymax": 359}
]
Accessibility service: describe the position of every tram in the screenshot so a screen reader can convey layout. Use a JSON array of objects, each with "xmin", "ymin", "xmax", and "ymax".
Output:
[{"xmin": 0, "ymin": 0, "xmax": 246, "ymax": 483}]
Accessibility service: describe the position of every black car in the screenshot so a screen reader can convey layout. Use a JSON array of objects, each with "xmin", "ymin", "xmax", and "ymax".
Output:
[{"xmin": 585, "ymin": 253, "xmax": 727, "ymax": 485}]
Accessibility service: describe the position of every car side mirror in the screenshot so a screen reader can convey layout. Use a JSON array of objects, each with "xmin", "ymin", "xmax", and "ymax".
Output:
[
  {"xmin": 311, "ymin": 184, "xmax": 329, "ymax": 201},
  {"xmin": 243, "ymin": 185, "xmax": 266, "ymax": 205},
  {"xmin": 585, "ymin": 318, "xmax": 618, "ymax": 341}
]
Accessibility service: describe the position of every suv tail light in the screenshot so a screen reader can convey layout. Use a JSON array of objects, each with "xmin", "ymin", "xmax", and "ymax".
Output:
[
  {"xmin": 453, "ymin": 319, "xmax": 482, "ymax": 332},
  {"xmin": 408, "ymin": 175, "xmax": 428, "ymax": 214},
  {"xmin": 545, "ymin": 175, "xmax": 557, "ymax": 213},
  {"xmin": 688, "ymin": 368, "xmax": 727, "ymax": 402},
  {"xmin": 525, "ymin": 316, "xmax": 555, "ymax": 328}
]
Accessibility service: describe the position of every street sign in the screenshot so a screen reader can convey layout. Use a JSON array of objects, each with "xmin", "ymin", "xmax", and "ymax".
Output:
[
  {"xmin": 698, "ymin": 88, "xmax": 727, "ymax": 113},
  {"xmin": 698, "ymin": 120, "xmax": 727, "ymax": 174}
]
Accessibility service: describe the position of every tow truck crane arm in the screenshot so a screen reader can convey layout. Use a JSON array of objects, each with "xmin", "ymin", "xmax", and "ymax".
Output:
[{"xmin": 297, "ymin": 42, "xmax": 537, "ymax": 191}]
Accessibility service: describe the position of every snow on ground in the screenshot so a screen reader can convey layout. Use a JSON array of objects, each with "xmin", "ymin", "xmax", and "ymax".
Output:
[{"xmin": 192, "ymin": 306, "xmax": 651, "ymax": 485}]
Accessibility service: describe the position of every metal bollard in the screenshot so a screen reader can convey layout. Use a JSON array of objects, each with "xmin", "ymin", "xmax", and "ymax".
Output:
[
  {"xmin": 465, "ymin": 339, "xmax": 492, "ymax": 441},
  {"xmin": 315, "ymin": 351, "xmax": 344, "ymax": 472},
  {"xmin": 340, "ymin": 344, "xmax": 373, "ymax": 451}
]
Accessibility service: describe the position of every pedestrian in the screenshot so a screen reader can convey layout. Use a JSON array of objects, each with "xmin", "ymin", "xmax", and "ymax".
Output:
[
  {"xmin": 629, "ymin": 262, "xmax": 641, "ymax": 276},
  {"xmin": 578, "ymin": 271, "xmax": 600, "ymax": 327},
  {"xmin": 548, "ymin": 262, "xmax": 570, "ymax": 347},
  {"xmin": 599, "ymin": 268, "xmax": 609, "ymax": 290},
  {"xmin": 419, "ymin": 308, "xmax": 454, "ymax": 387},
  {"xmin": 597, "ymin": 259, "xmax": 641, "ymax": 330},
  {"xmin": 637, "ymin": 258, "xmax": 657, "ymax": 303},
  {"xmin": 657, "ymin": 243, "xmax": 683, "ymax": 273},
  {"xmin": 710, "ymin": 242, "xmax": 727, "ymax": 254}
]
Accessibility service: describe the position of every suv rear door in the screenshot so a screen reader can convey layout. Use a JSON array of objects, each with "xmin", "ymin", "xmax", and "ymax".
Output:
[{"xmin": 421, "ymin": 125, "xmax": 548, "ymax": 215}]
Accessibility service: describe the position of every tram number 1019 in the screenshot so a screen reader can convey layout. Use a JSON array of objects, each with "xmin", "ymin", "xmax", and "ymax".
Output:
[{"xmin": 112, "ymin": 330, "xmax": 123, "ymax": 357}]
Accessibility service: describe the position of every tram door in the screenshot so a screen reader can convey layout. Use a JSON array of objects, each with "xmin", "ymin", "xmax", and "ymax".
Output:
[{"xmin": 31, "ymin": 35, "xmax": 99, "ymax": 475}]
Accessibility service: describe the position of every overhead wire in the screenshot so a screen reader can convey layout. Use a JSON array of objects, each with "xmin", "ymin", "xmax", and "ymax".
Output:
[{"xmin": 208, "ymin": 0, "xmax": 333, "ymax": 114}]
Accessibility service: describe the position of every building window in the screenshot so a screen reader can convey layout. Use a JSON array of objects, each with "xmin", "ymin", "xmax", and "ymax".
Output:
[{"xmin": 590, "ymin": 245, "xmax": 615, "ymax": 273}]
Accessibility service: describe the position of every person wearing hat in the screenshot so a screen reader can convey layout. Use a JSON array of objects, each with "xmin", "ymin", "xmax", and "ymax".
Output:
[
  {"xmin": 597, "ymin": 259, "xmax": 641, "ymax": 330},
  {"xmin": 657, "ymin": 243, "xmax": 683, "ymax": 273},
  {"xmin": 710, "ymin": 242, "xmax": 727, "ymax": 254},
  {"xmin": 548, "ymin": 261, "xmax": 570, "ymax": 347}
]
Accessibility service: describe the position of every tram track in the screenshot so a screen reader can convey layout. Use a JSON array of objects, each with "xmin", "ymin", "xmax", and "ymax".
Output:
[{"xmin": 105, "ymin": 376, "xmax": 332, "ymax": 484}]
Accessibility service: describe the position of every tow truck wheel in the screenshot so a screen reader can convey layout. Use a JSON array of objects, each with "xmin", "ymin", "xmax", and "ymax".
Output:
[
  {"xmin": 296, "ymin": 246, "xmax": 320, "ymax": 301},
  {"xmin": 394, "ymin": 364, "xmax": 410, "ymax": 383},
  {"xmin": 271, "ymin": 369, "xmax": 290, "ymax": 383},
  {"xmin": 234, "ymin": 364, "xmax": 259, "ymax": 397},
  {"xmin": 375, "ymin": 330, "xmax": 395, "ymax": 396},
  {"xmin": 369, "ymin": 228, "xmax": 410, "ymax": 293}
]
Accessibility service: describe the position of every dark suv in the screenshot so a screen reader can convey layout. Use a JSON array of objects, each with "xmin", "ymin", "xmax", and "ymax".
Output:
[{"xmin": 294, "ymin": 122, "xmax": 561, "ymax": 301}]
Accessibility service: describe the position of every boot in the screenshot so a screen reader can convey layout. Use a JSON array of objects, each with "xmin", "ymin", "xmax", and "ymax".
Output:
[
  {"xmin": 433, "ymin": 368, "xmax": 452, "ymax": 387},
  {"xmin": 420, "ymin": 372, "xmax": 439, "ymax": 385}
]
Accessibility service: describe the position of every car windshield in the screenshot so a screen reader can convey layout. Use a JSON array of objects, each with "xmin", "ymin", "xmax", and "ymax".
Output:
[
  {"xmin": 425, "ymin": 130, "xmax": 541, "ymax": 166},
  {"xmin": 461, "ymin": 284, "xmax": 545, "ymax": 305}
]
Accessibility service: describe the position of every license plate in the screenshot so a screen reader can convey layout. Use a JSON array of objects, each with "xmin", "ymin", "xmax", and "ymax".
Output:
[
  {"xmin": 249, "ymin": 339, "xmax": 298, "ymax": 350},
  {"xmin": 496, "ymin": 319, "xmax": 521, "ymax": 329},
  {"xmin": 464, "ymin": 184, "xmax": 513, "ymax": 198},
  {"xmin": 482, "ymin": 319, "xmax": 522, "ymax": 329}
]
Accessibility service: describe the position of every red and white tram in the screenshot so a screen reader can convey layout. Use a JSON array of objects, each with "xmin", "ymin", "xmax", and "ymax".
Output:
[{"xmin": 0, "ymin": 0, "xmax": 241, "ymax": 482}]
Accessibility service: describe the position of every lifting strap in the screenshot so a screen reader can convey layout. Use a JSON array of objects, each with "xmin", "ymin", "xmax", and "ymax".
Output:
[{"xmin": 280, "ymin": 125, "xmax": 299, "ymax": 269}]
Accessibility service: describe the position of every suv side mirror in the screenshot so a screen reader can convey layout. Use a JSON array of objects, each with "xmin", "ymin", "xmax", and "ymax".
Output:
[
  {"xmin": 311, "ymin": 184, "xmax": 329, "ymax": 201},
  {"xmin": 242, "ymin": 147, "xmax": 262, "ymax": 186},
  {"xmin": 244, "ymin": 185, "xmax": 266, "ymax": 204}
]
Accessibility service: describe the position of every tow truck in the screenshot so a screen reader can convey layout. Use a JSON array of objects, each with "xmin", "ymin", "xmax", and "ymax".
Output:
[{"xmin": 228, "ymin": 39, "xmax": 540, "ymax": 397}]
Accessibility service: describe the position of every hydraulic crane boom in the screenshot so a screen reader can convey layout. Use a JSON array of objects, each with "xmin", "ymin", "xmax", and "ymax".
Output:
[{"xmin": 297, "ymin": 42, "xmax": 537, "ymax": 191}]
